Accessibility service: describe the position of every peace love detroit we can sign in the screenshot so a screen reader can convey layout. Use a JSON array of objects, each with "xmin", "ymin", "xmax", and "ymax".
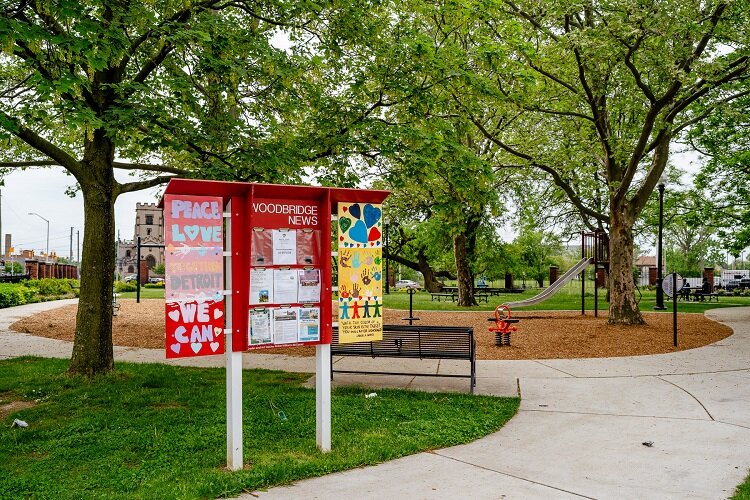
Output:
[{"xmin": 164, "ymin": 195, "xmax": 225, "ymax": 359}]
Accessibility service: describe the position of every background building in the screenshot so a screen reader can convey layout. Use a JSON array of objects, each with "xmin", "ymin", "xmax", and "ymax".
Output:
[{"xmin": 116, "ymin": 203, "xmax": 164, "ymax": 276}]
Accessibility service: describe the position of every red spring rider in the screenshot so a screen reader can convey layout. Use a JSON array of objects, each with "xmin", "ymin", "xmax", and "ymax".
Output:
[{"xmin": 488, "ymin": 304, "xmax": 520, "ymax": 346}]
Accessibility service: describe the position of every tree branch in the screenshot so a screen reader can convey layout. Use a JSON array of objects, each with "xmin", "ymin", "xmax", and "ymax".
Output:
[
  {"xmin": 118, "ymin": 175, "xmax": 176, "ymax": 194},
  {"xmin": 0, "ymin": 110, "xmax": 82, "ymax": 178}
]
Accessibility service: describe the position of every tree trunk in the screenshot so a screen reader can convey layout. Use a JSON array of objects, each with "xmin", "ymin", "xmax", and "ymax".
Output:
[
  {"xmin": 454, "ymin": 233, "xmax": 476, "ymax": 306},
  {"xmin": 608, "ymin": 210, "xmax": 644, "ymax": 325},
  {"xmin": 387, "ymin": 249, "xmax": 453, "ymax": 292},
  {"xmin": 69, "ymin": 132, "xmax": 117, "ymax": 375}
]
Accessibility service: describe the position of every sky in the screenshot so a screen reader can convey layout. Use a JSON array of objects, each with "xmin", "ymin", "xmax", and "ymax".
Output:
[
  {"xmin": 2, "ymin": 167, "xmax": 162, "ymax": 259},
  {"xmin": 0, "ymin": 148, "xmax": 740, "ymax": 262}
]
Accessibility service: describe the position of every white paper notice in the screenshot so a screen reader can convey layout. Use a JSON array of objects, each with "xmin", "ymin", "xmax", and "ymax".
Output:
[
  {"xmin": 272, "ymin": 230, "xmax": 297, "ymax": 265},
  {"xmin": 298, "ymin": 307, "xmax": 320, "ymax": 342},
  {"xmin": 298, "ymin": 269, "xmax": 321, "ymax": 303},
  {"xmin": 249, "ymin": 309, "xmax": 272, "ymax": 345},
  {"xmin": 274, "ymin": 268, "xmax": 298, "ymax": 304},
  {"xmin": 250, "ymin": 268, "xmax": 274, "ymax": 305},
  {"xmin": 273, "ymin": 308, "xmax": 298, "ymax": 344}
]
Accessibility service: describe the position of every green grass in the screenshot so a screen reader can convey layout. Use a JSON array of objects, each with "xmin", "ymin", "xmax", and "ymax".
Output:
[
  {"xmin": 734, "ymin": 473, "xmax": 750, "ymax": 499},
  {"xmin": 117, "ymin": 287, "xmax": 165, "ymax": 299},
  {"xmin": 0, "ymin": 357, "xmax": 519, "ymax": 499},
  {"xmin": 382, "ymin": 283, "xmax": 750, "ymax": 313}
]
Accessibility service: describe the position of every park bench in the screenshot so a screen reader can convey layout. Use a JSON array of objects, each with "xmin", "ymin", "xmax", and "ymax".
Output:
[
  {"xmin": 693, "ymin": 292, "xmax": 719, "ymax": 302},
  {"xmin": 331, "ymin": 325, "xmax": 476, "ymax": 393},
  {"xmin": 430, "ymin": 292, "xmax": 456, "ymax": 302}
]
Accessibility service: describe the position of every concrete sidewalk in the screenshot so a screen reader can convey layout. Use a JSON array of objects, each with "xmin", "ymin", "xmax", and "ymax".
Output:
[{"xmin": 2, "ymin": 301, "xmax": 750, "ymax": 498}]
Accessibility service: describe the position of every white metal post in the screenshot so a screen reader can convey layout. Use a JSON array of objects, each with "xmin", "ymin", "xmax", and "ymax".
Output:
[
  {"xmin": 316, "ymin": 343, "xmax": 331, "ymax": 452},
  {"xmin": 225, "ymin": 202, "xmax": 243, "ymax": 470}
]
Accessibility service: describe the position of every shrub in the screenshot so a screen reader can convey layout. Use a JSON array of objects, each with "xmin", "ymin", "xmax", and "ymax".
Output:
[
  {"xmin": 22, "ymin": 278, "xmax": 76, "ymax": 296},
  {"xmin": 0, "ymin": 283, "xmax": 37, "ymax": 308},
  {"xmin": 143, "ymin": 282, "xmax": 165, "ymax": 289},
  {"xmin": 114, "ymin": 281, "xmax": 138, "ymax": 293}
]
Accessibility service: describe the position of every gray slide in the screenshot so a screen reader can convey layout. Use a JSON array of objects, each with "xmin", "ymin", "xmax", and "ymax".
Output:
[{"xmin": 504, "ymin": 257, "xmax": 594, "ymax": 308}]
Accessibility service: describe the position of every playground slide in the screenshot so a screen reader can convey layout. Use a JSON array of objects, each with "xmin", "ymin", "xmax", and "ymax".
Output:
[{"xmin": 504, "ymin": 257, "xmax": 594, "ymax": 308}]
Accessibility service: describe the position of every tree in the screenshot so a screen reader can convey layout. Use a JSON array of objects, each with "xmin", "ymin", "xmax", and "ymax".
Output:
[
  {"xmin": 515, "ymin": 228, "xmax": 561, "ymax": 287},
  {"xmin": 0, "ymin": 0, "xmax": 374, "ymax": 375},
  {"xmin": 447, "ymin": 0, "xmax": 750, "ymax": 324}
]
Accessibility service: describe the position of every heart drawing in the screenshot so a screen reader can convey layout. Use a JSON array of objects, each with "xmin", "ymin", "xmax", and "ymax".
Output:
[
  {"xmin": 349, "ymin": 220, "xmax": 368, "ymax": 243},
  {"xmin": 363, "ymin": 204, "xmax": 381, "ymax": 229},
  {"xmin": 167, "ymin": 310, "xmax": 180, "ymax": 322},
  {"xmin": 339, "ymin": 217, "xmax": 351, "ymax": 233},
  {"xmin": 191, "ymin": 342, "xmax": 202, "ymax": 354},
  {"xmin": 210, "ymin": 342, "xmax": 220, "ymax": 352},
  {"xmin": 348, "ymin": 203, "xmax": 361, "ymax": 220},
  {"xmin": 170, "ymin": 343, "xmax": 181, "ymax": 354}
]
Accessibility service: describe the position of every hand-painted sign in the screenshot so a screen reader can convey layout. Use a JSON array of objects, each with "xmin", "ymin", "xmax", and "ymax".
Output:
[
  {"xmin": 337, "ymin": 202, "xmax": 383, "ymax": 343},
  {"xmin": 164, "ymin": 194, "xmax": 225, "ymax": 358}
]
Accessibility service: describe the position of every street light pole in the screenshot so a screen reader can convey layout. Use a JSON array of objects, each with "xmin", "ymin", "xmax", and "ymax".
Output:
[
  {"xmin": 654, "ymin": 178, "xmax": 667, "ymax": 310},
  {"xmin": 28, "ymin": 212, "xmax": 50, "ymax": 263}
]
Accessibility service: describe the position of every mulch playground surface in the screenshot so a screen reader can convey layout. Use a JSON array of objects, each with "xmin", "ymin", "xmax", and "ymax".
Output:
[{"xmin": 10, "ymin": 300, "xmax": 732, "ymax": 360}]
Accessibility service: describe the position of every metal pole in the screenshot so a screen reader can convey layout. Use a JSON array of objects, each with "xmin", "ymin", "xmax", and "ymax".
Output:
[
  {"xmin": 594, "ymin": 266, "xmax": 599, "ymax": 318},
  {"xmin": 384, "ymin": 222, "xmax": 389, "ymax": 294},
  {"xmin": 76, "ymin": 230, "xmax": 80, "ymax": 278},
  {"xmin": 136, "ymin": 236, "xmax": 141, "ymax": 303},
  {"xmin": 0, "ymin": 189, "xmax": 3, "ymax": 257},
  {"xmin": 673, "ymin": 272, "xmax": 678, "ymax": 347},
  {"xmin": 70, "ymin": 227, "xmax": 73, "ymax": 261},
  {"xmin": 654, "ymin": 183, "xmax": 666, "ymax": 310},
  {"xmin": 581, "ymin": 232, "xmax": 585, "ymax": 315}
]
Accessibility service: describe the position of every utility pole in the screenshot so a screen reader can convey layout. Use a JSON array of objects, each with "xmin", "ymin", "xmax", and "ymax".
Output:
[
  {"xmin": 76, "ymin": 230, "xmax": 80, "ymax": 278},
  {"xmin": 70, "ymin": 227, "xmax": 74, "ymax": 261}
]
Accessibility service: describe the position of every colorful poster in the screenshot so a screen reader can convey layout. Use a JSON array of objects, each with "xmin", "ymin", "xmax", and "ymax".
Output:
[
  {"xmin": 164, "ymin": 195, "xmax": 225, "ymax": 358},
  {"xmin": 298, "ymin": 269, "xmax": 321, "ymax": 303},
  {"xmin": 337, "ymin": 202, "xmax": 383, "ymax": 343},
  {"xmin": 298, "ymin": 307, "xmax": 320, "ymax": 342}
]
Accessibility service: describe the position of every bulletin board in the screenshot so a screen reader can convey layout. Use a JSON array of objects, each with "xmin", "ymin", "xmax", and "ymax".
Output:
[{"xmin": 161, "ymin": 179, "xmax": 389, "ymax": 355}]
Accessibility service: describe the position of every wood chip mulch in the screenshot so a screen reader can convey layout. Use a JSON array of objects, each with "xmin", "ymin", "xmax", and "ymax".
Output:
[{"xmin": 9, "ymin": 299, "xmax": 733, "ymax": 360}]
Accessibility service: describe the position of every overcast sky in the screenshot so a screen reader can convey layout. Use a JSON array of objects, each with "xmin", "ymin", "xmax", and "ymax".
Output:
[
  {"xmin": 2, "ymin": 167, "xmax": 162, "ymax": 259},
  {"xmin": 0, "ymin": 148, "xmax": 730, "ymax": 261}
]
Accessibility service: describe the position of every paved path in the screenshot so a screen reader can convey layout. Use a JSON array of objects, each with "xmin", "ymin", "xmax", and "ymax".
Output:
[{"xmin": 2, "ymin": 301, "xmax": 750, "ymax": 499}]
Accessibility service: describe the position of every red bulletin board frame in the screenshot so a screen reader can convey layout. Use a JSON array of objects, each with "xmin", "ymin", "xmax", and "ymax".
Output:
[{"xmin": 162, "ymin": 179, "xmax": 389, "ymax": 353}]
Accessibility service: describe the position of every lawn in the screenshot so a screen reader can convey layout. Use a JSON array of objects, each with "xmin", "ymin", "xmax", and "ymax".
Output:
[
  {"xmin": 118, "ymin": 282, "xmax": 750, "ymax": 313},
  {"xmin": 0, "ymin": 357, "xmax": 519, "ymax": 499},
  {"xmin": 383, "ymin": 282, "xmax": 750, "ymax": 313}
]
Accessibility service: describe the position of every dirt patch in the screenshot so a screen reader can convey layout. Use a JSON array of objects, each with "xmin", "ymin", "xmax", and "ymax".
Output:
[
  {"xmin": 0, "ymin": 400, "xmax": 36, "ymax": 420},
  {"xmin": 9, "ymin": 299, "xmax": 733, "ymax": 360}
]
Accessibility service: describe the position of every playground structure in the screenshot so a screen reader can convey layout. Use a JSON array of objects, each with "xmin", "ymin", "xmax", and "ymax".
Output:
[
  {"xmin": 504, "ymin": 231, "xmax": 609, "ymax": 316},
  {"xmin": 488, "ymin": 304, "xmax": 519, "ymax": 346}
]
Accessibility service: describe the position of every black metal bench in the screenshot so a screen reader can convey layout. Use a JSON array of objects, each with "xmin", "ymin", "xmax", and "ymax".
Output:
[
  {"xmin": 693, "ymin": 292, "xmax": 719, "ymax": 302},
  {"xmin": 430, "ymin": 292, "xmax": 456, "ymax": 302},
  {"xmin": 331, "ymin": 325, "xmax": 476, "ymax": 393}
]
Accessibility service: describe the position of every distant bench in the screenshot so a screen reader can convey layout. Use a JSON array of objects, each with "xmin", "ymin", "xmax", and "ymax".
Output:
[
  {"xmin": 693, "ymin": 292, "xmax": 719, "ymax": 302},
  {"xmin": 430, "ymin": 292, "xmax": 489, "ymax": 304},
  {"xmin": 331, "ymin": 325, "xmax": 476, "ymax": 393}
]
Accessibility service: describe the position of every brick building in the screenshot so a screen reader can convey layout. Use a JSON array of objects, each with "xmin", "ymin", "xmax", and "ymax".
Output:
[{"xmin": 116, "ymin": 203, "xmax": 165, "ymax": 276}]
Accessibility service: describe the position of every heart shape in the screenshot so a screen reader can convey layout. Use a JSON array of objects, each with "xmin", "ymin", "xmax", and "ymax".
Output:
[
  {"xmin": 210, "ymin": 342, "xmax": 220, "ymax": 352},
  {"xmin": 170, "ymin": 343, "xmax": 181, "ymax": 354},
  {"xmin": 363, "ymin": 204, "xmax": 381, "ymax": 228},
  {"xmin": 191, "ymin": 342, "xmax": 202, "ymax": 354},
  {"xmin": 349, "ymin": 220, "xmax": 368, "ymax": 243},
  {"xmin": 339, "ymin": 217, "xmax": 351, "ymax": 233},
  {"xmin": 167, "ymin": 310, "xmax": 180, "ymax": 322},
  {"xmin": 368, "ymin": 226, "xmax": 381, "ymax": 242},
  {"xmin": 342, "ymin": 206, "xmax": 348, "ymax": 212},
  {"xmin": 183, "ymin": 225, "xmax": 200, "ymax": 241},
  {"xmin": 348, "ymin": 204, "xmax": 361, "ymax": 220},
  {"xmin": 214, "ymin": 326, "xmax": 222, "ymax": 336},
  {"xmin": 214, "ymin": 308, "xmax": 223, "ymax": 319}
]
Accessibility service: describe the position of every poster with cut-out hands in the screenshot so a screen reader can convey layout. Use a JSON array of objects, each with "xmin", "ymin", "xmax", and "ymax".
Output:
[
  {"xmin": 337, "ymin": 202, "xmax": 383, "ymax": 344},
  {"xmin": 164, "ymin": 194, "xmax": 225, "ymax": 358}
]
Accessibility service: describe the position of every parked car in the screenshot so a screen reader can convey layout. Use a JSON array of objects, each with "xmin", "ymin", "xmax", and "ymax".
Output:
[
  {"xmin": 740, "ymin": 278, "xmax": 750, "ymax": 290},
  {"xmin": 123, "ymin": 275, "xmax": 137, "ymax": 283},
  {"xmin": 148, "ymin": 277, "xmax": 164, "ymax": 284},
  {"xmin": 725, "ymin": 279, "xmax": 741, "ymax": 291},
  {"xmin": 394, "ymin": 279, "xmax": 420, "ymax": 290}
]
